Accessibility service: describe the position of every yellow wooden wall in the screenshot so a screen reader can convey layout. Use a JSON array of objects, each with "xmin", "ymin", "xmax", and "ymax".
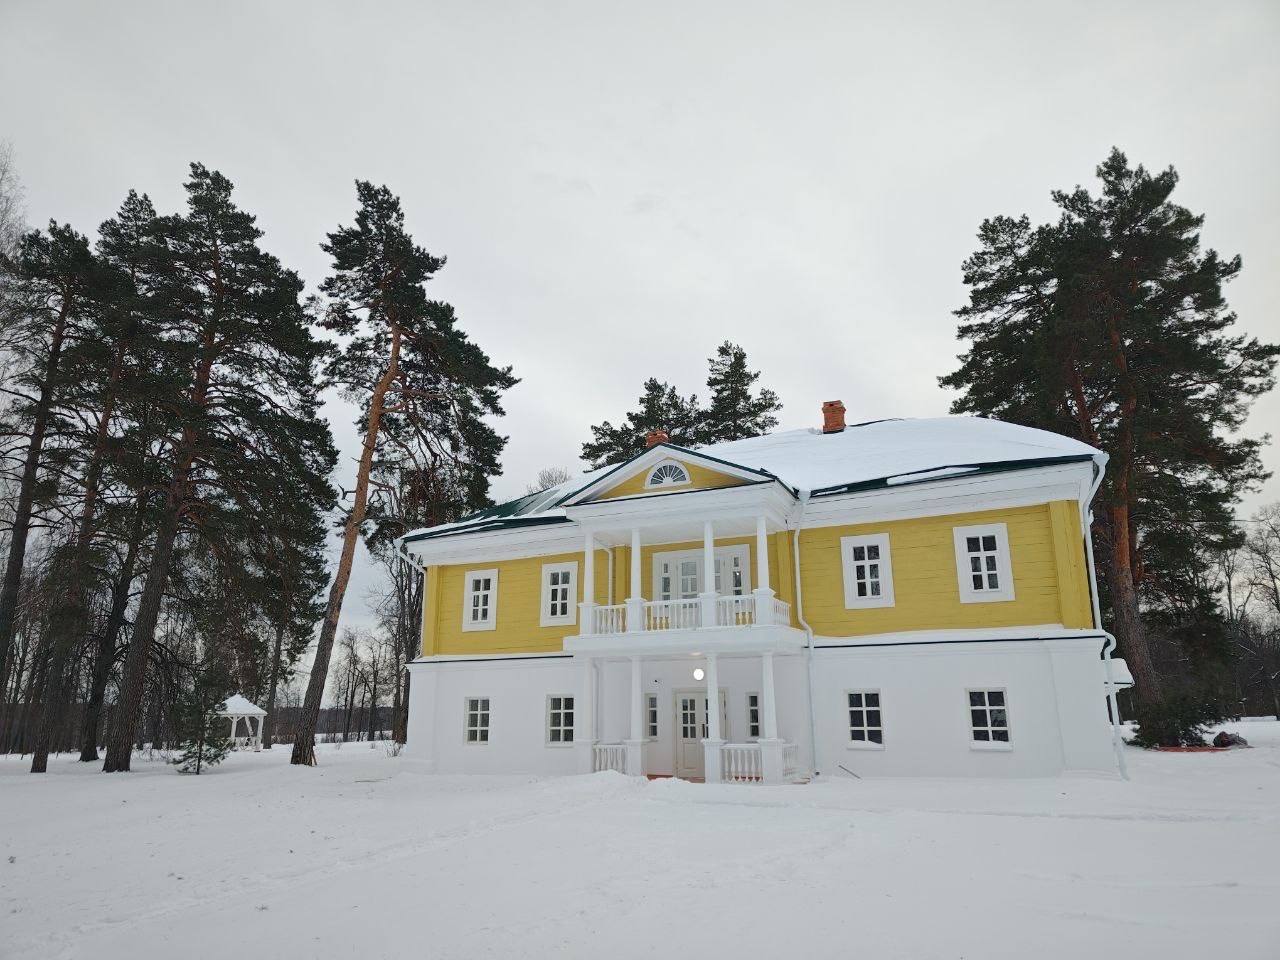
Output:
[
  {"xmin": 797, "ymin": 501, "xmax": 1093, "ymax": 636},
  {"xmin": 422, "ymin": 550, "xmax": 610, "ymax": 656},
  {"xmin": 419, "ymin": 500, "xmax": 1094, "ymax": 656},
  {"xmin": 591, "ymin": 458, "xmax": 748, "ymax": 501}
]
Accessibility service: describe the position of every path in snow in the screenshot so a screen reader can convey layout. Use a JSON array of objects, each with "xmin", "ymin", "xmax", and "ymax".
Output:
[{"xmin": 2, "ymin": 723, "xmax": 1277, "ymax": 960}]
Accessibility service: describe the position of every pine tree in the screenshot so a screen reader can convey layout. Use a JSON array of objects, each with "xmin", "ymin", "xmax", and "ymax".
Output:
[
  {"xmin": 702, "ymin": 341, "xmax": 781, "ymax": 443},
  {"xmin": 290, "ymin": 182, "xmax": 515, "ymax": 766},
  {"xmin": 171, "ymin": 667, "xmax": 232, "ymax": 774},
  {"xmin": 581, "ymin": 378, "xmax": 703, "ymax": 468},
  {"xmin": 940, "ymin": 148, "xmax": 1278, "ymax": 713},
  {"xmin": 103, "ymin": 164, "xmax": 337, "ymax": 772}
]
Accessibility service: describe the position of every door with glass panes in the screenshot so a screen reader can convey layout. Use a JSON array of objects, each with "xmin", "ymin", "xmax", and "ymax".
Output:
[
  {"xmin": 673, "ymin": 690, "xmax": 729, "ymax": 779},
  {"xmin": 652, "ymin": 546, "xmax": 751, "ymax": 602}
]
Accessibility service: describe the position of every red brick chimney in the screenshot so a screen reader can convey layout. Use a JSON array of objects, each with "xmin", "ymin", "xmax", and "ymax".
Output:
[
  {"xmin": 822, "ymin": 400, "xmax": 846, "ymax": 434},
  {"xmin": 645, "ymin": 428, "xmax": 670, "ymax": 448}
]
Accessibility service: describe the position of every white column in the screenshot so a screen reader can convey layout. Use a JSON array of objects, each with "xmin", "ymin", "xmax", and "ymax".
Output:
[
  {"xmin": 700, "ymin": 519, "xmax": 717, "ymax": 627},
  {"xmin": 702, "ymin": 653, "xmax": 723, "ymax": 783},
  {"xmin": 580, "ymin": 530, "xmax": 596, "ymax": 633},
  {"xmin": 626, "ymin": 527, "xmax": 644, "ymax": 632},
  {"xmin": 625, "ymin": 656, "xmax": 644, "ymax": 775},
  {"xmin": 576, "ymin": 656, "xmax": 597, "ymax": 773},
  {"xmin": 761, "ymin": 653, "xmax": 779, "ymax": 741},
  {"xmin": 753, "ymin": 515, "xmax": 775, "ymax": 625}
]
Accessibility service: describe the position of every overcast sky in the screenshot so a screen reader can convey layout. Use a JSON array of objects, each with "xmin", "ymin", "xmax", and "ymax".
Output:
[{"xmin": 2, "ymin": 0, "xmax": 1277, "ymax": 640}]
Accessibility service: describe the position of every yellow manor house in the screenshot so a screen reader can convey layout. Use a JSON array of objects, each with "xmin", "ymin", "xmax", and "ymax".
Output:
[{"xmin": 397, "ymin": 402, "xmax": 1131, "ymax": 782}]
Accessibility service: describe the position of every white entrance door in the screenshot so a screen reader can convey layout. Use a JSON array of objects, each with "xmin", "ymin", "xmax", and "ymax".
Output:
[{"xmin": 673, "ymin": 689, "xmax": 729, "ymax": 780}]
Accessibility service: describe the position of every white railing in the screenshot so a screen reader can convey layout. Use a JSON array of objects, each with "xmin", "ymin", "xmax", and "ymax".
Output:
[
  {"xmin": 720, "ymin": 743, "xmax": 762, "ymax": 783},
  {"xmin": 592, "ymin": 603, "xmax": 626, "ymax": 635},
  {"xmin": 782, "ymin": 742, "xmax": 798, "ymax": 780},
  {"xmin": 592, "ymin": 743, "xmax": 626, "ymax": 773},
  {"xmin": 715, "ymin": 595, "xmax": 755, "ymax": 627},
  {"xmin": 582, "ymin": 595, "xmax": 793, "ymax": 636},
  {"xmin": 772, "ymin": 598, "xmax": 792, "ymax": 625},
  {"xmin": 642, "ymin": 598, "xmax": 701, "ymax": 631}
]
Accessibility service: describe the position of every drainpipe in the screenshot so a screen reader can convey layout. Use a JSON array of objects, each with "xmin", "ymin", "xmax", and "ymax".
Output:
[
  {"xmin": 791, "ymin": 491, "xmax": 821, "ymax": 777},
  {"xmin": 1082, "ymin": 464, "xmax": 1128, "ymax": 780}
]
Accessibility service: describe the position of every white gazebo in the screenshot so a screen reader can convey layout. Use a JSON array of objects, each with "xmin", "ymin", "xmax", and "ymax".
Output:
[{"xmin": 219, "ymin": 694, "xmax": 267, "ymax": 752}]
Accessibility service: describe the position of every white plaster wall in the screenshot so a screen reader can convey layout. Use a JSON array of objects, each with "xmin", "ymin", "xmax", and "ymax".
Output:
[
  {"xmin": 810, "ymin": 638, "xmax": 1119, "ymax": 778},
  {"xmin": 404, "ymin": 655, "xmax": 581, "ymax": 775},
  {"xmin": 405, "ymin": 639, "xmax": 1118, "ymax": 779}
]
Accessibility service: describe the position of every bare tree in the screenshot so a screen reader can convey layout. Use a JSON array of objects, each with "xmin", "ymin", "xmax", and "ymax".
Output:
[{"xmin": 525, "ymin": 466, "xmax": 572, "ymax": 496}]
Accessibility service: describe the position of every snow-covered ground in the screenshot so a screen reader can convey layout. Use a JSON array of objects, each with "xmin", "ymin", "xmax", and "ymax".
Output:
[{"xmin": 3, "ymin": 724, "xmax": 1277, "ymax": 960}]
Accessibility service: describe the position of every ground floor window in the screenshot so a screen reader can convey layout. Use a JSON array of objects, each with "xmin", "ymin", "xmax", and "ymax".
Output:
[
  {"xmin": 968, "ymin": 689, "xmax": 1009, "ymax": 744},
  {"xmin": 847, "ymin": 690, "xmax": 883, "ymax": 746},
  {"xmin": 465, "ymin": 697, "xmax": 490, "ymax": 743},
  {"xmin": 747, "ymin": 693, "xmax": 760, "ymax": 739},
  {"xmin": 646, "ymin": 694, "xmax": 659, "ymax": 739},
  {"xmin": 547, "ymin": 695, "xmax": 575, "ymax": 743}
]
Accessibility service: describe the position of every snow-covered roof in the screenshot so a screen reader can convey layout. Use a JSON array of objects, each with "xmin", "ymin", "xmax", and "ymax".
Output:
[
  {"xmin": 402, "ymin": 417, "xmax": 1103, "ymax": 545},
  {"xmin": 220, "ymin": 694, "xmax": 267, "ymax": 716}
]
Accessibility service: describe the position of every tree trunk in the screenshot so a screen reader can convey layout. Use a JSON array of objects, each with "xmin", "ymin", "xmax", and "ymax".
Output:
[
  {"xmin": 367, "ymin": 662, "xmax": 378, "ymax": 742},
  {"xmin": 261, "ymin": 619, "xmax": 285, "ymax": 749},
  {"xmin": 291, "ymin": 328, "xmax": 403, "ymax": 765},
  {"xmin": 102, "ymin": 507, "xmax": 180, "ymax": 771},
  {"xmin": 31, "ymin": 346, "xmax": 127, "ymax": 773},
  {"xmin": 0, "ymin": 298, "xmax": 70, "ymax": 703},
  {"xmin": 1100, "ymin": 505, "xmax": 1162, "ymax": 708},
  {"xmin": 79, "ymin": 499, "xmax": 147, "ymax": 761}
]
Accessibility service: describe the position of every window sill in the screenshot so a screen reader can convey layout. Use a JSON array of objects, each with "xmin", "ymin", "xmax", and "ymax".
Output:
[
  {"xmin": 970, "ymin": 741, "xmax": 1012, "ymax": 752},
  {"xmin": 461, "ymin": 623, "xmax": 497, "ymax": 633},
  {"xmin": 957, "ymin": 593, "xmax": 1016, "ymax": 605},
  {"xmin": 847, "ymin": 741, "xmax": 885, "ymax": 751},
  {"xmin": 539, "ymin": 619, "xmax": 577, "ymax": 629},
  {"xmin": 544, "ymin": 742, "xmax": 576, "ymax": 749}
]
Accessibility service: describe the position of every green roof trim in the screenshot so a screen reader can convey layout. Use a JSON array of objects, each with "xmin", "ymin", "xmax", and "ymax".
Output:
[
  {"xmin": 401, "ymin": 513, "xmax": 572, "ymax": 545},
  {"xmin": 808, "ymin": 454, "xmax": 1096, "ymax": 497}
]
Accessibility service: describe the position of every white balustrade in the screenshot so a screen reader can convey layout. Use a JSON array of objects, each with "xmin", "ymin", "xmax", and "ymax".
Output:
[
  {"xmin": 720, "ymin": 743, "xmax": 763, "ymax": 783},
  {"xmin": 592, "ymin": 743, "xmax": 627, "ymax": 773},
  {"xmin": 591, "ymin": 603, "xmax": 627, "ymax": 635},
  {"xmin": 642, "ymin": 598, "xmax": 701, "ymax": 631},
  {"xmin": 581, "ymin": 592, "xmax": 794, "ymax": 637},
  {"xmin": 716, "ymin": 595, "xmax": 756, "ymax": 627},
  {"xmin": 782, "ymin": 742, "xmax": 799, "ymax": 781}
]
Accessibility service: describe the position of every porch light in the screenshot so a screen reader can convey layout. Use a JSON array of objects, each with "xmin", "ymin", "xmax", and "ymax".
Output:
[{"xmin": 693, "ymin": 668, "xmax": 705, "ymax": 681}]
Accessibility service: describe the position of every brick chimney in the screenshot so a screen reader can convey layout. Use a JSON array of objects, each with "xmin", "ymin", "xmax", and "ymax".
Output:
[
  {"xmin": 822, "ymin": 400, "xmax": 846, "ymax": 434},
  {"xmin": 645, "ymin": 428, "xmax": 670, "ymax": 448}
]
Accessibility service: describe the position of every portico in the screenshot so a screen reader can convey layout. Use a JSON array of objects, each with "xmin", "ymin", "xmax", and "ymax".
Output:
[{"xmin": 562, "ymin": 483, "xmax": 807, "ymax": 783}]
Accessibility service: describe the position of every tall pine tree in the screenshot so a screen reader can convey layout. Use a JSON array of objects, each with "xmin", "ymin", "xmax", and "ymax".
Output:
[
  {"xmin": 702, "ymin": 341, "xmax": 781, "ymax": 443},
  {"xmin": 103, "ymin": 164, "xmax": 337, "ymax": 772},
  {"xmin": 289, "ymin": 182, "xmax": 514, "ymax": 766},
  {"xmin": 581, "ymin": 378, "xmax": 703, "ymax": 468},
  {"xmin": 940, "ymin": 149, "xmax": 1278, "ymax": 712}
]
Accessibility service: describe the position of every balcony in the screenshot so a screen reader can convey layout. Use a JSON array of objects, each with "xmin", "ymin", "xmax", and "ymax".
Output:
[{"xmin": 585, "ymin": 594, "xmax": 793, "ymax": 635}]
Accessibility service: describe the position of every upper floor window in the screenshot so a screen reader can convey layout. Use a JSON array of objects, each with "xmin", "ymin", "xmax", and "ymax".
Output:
[
  {"xmin": 540, "ymin": 561, "xmax": 578, "ymax": 627},
  {"xmin": 840, "ymin": 534, "xmax": 895, "ymax": 608},
  {"xmin": 952, "ymin": 523, "xmax": 1015, "ymax": 603},
  {"xmin": 462, "ymin": 568, "xmax": 498, "ymax": 631},
  {"xmin": 644, "ymin": 459, "xmax": 691, "ymax": 489}
]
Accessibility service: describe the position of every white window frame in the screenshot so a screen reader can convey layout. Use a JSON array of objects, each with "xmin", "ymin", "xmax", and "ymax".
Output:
[
  {"xmin": 539, "ymin": 561, "xmax": 579, "ymax": 627},
  {"xmin": 461, "ymin": 568, "xmax": 499, "ymax": 631},
  {"xmin": 746, "ymin": 692, "xmax": 761, "ymax": 740},
  {"xmin": 464, "ymin": 697, "xmax": 490, "ymax": 744},
  {"xmin": 644, "ymin": 458, "xmax": 691, "ymax": 489},
  {"xmin": 967, "ymin": 688, "xmax": 1011, "ymax": 751},
  {"xmin": 646, "ymin": 694, "xmax": 659, "ymax": 740},
  {"xmin": 652, "ymin": 545, "xmax": 751, "ymax": 600},
  {"xmin": 840, "ymin": 533, "xmax": 895, "ymax": 609},
  {"xmin": 546, "ymin": 694, "xmax": 575, "ymax": 746},
  {"xmin": 953, "ymin": 523, "xmax": 1015, "ymax": 603},
  {"xmin": 845, "ymin": 689, "xmax": 884, "ymax": 750}
]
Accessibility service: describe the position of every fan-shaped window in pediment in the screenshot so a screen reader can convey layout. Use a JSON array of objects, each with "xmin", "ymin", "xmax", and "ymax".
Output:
[{"xmin": 644, "ymin": 460, "xmax": 691, "ymax": 489}]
